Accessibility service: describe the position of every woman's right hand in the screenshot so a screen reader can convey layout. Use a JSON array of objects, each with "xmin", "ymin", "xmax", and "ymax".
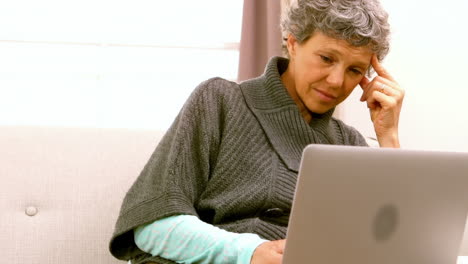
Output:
[{"xmin": 250, "ymin": 239, "xmax": 286, "ymax": 264}]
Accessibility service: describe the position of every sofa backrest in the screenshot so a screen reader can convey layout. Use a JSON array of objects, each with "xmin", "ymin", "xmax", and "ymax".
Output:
[{"xmin": 0, "ymin": 126, "xmax": 164, "ymax": 263}]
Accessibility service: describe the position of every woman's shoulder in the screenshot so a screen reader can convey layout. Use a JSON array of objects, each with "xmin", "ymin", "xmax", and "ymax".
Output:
[
  {"xmin": 193, "ymin": 77, "xmax": 241, "ymax": 96},
  {"xmin": 184, "ymin": 77, "xmax": 244, "ymax": 111},
  {"xmin": 330, "ymin": 117, "xmax": 368, "ymax": 146}
]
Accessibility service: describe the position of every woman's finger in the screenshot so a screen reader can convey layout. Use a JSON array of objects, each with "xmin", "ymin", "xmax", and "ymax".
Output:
[
  {"xmin": 361, "ymin": 77, "xmax": 396, "ymax": 102},
  {"xmin": 359, "ymin": 76, "xmax": 371, "ymax": 102},
  {"xmin": 377, "ymin": 82, "xmax": 395, "ymax": 97},
  {"xmin": 372, "ymin": 54, "xmax": 396, "ymax": 82}
]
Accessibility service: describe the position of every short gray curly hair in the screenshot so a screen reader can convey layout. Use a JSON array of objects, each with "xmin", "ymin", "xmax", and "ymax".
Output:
[{"xmin": 281, "ymin": 0, "xmax": 391, "ymax": 61}]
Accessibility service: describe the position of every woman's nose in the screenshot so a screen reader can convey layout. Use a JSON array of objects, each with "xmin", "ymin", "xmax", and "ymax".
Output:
[{"xmin": 326, "ymin": 67, "xmax": 345, "ymax": 88}]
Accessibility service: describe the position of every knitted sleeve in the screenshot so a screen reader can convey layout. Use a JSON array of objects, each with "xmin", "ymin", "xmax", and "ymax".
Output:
[{"xmin": 110, "ymin": 78, "xmax": 233, "ymax": 261}]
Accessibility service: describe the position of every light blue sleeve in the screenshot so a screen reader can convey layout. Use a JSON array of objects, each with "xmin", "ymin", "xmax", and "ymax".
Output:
[{"xmin": 134, "ymin": 215, "xmax": 267, "ymax": 264}]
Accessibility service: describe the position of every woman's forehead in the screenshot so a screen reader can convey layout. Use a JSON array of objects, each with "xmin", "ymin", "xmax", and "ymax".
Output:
[{"xmin": 308, "ymin": 32, "xmax": 373, "ymax": 65}]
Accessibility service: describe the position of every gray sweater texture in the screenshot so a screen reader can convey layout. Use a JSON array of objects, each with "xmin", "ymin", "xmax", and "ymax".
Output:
[{"xmin": 109, "ymin": 56, "xmax": 368, "ymax": 263}]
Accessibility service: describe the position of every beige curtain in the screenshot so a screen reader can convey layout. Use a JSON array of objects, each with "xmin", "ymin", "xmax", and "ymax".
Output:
[{"xmin": 237, "ymin": 0, "xmax": 283, "ymax": 82}]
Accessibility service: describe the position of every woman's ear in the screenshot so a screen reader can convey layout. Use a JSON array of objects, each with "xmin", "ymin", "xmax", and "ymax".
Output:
[{"xmin": 286, "ymin": 34, "xmax": 298, "ymax": 58}]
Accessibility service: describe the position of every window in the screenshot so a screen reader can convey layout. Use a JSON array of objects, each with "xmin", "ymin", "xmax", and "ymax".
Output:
[{"xmin": 0, "ymin": 0, "xmax": 243, "ymax": 130}]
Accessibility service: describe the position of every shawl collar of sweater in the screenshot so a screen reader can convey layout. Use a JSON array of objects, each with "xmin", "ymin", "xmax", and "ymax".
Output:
[{"xmin": 239, "ymin": 56, "xmax": 335, "ymax": 172}]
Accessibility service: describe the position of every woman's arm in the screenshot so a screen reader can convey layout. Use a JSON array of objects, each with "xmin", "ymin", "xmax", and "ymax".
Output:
[{"xmin": 134, "ymin": 215, "xmax": 267, "ymax": 264}]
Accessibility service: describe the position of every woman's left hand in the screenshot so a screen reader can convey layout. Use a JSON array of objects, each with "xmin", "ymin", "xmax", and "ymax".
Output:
[{"xmin": 359, "ymin": 54, "xmax": 405, "ymax": 148}]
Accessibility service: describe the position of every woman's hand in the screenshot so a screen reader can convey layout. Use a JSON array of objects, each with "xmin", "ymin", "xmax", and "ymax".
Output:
[
  {"xmin": 251, "ymin": 240, "xmax": 285, "ymax": 264},
  {"xmin": 359, "ymin": 54, "xmax": 405, "ymax": 148}
]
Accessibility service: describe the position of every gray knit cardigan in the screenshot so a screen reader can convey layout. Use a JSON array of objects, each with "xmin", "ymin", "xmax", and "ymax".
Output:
[{"xmin": 109, "ymin": 57, "xmax": 368, "ymax": 263}]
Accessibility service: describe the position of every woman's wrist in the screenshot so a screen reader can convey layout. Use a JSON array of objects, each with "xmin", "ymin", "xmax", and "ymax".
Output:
[{"xmin": 377, "ymin": 131, "xmax": 400, "ymax": 148}]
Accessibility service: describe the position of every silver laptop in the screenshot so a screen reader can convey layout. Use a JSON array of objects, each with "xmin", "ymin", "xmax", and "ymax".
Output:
[{"xmin": 283, "ymin": 144, "xmax": 468, "ymax": 264}]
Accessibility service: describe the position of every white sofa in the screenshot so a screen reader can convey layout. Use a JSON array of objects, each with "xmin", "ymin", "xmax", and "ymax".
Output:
[
  {"xmin": 1, "ymin": 126, "xmax": 467, "ymax": 263},
  {"xmin": 1, "ymin": 126, "xmax": 164, "ymax": 263}
]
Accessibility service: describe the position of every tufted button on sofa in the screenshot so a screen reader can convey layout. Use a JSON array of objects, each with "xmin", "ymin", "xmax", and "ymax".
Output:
[{"xmin": 0, "ymin": 126, "xmax": 164, "ymax": 263}]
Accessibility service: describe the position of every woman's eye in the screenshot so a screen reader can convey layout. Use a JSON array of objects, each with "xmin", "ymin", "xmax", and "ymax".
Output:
[
  {"xmin": 320, "ymin": 55, "xmax": 333, "ymax": 63},
  {"xmin": 350, "ymin": 68, "xmax": 363, "ymax": 75}
]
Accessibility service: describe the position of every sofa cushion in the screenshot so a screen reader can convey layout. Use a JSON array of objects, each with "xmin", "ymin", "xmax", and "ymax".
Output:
[{"xmin": 0, "ymin": 126, "xmax": 163, "ymax": 263}]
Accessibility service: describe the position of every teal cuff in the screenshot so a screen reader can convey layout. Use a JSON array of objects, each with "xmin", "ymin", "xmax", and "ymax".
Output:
[{"xmin": 236, "ymin": 234, "xmax": 267, "ymax": 264}]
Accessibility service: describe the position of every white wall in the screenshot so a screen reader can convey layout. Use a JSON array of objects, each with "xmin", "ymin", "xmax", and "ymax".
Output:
[
  {"xmin": 339, "ymin": 0, "xmax": 468, "ymax": 151},
  {"xmin": 0, "ymin": 0, "xmax": 242, "ymax": 131}
]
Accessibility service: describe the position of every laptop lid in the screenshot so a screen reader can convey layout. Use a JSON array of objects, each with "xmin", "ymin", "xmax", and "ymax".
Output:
[{"xmin": 283, "ymin": 144, "xmax": 468, "ymax": 264}]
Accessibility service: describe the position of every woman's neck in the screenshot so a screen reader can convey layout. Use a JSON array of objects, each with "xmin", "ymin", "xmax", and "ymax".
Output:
[{"xmin": 280, "ymin": 67, "xmax": 313, "ymax": 123}]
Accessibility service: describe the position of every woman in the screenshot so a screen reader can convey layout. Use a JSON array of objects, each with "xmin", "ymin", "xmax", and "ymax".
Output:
[{"xmin": 109, "ymin": 0, "xmax": 404, "ymax": 263}]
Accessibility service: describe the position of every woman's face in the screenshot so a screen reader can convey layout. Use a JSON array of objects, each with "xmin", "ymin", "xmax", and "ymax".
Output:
[{"xmin": 286, "ymin": 31, "xmax": 373, "ymax": 114}]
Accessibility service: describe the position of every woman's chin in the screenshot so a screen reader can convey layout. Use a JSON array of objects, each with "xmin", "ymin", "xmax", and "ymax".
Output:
[{"xmin": 306, "ymin": 103, "xmax": 335, "ymax": 115}]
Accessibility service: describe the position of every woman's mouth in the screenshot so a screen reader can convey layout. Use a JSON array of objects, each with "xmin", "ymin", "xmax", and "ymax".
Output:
[{"xmin": 314, "ymin": 88, "xmax": 337, "ymax": 103}]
